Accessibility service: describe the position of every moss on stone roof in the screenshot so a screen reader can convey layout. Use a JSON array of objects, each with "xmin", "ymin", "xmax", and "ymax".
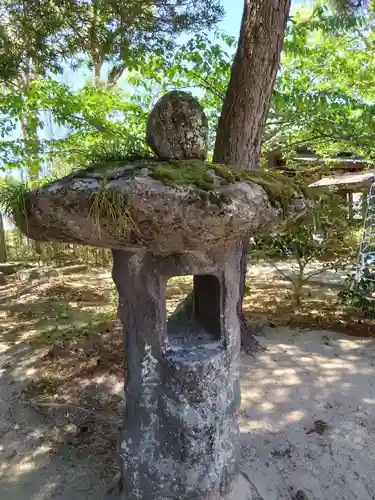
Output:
[{"xmin": 148, "ymin": 160, "xmax": 312, "ymax": 213}]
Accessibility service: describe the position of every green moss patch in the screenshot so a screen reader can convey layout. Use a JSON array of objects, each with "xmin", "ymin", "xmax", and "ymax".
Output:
[
  {"xmin": 149, "ymin": 160, "xmax": 312, "ymax": 212},
  {"xmin": 150, "ymin": 160, "xmax": 216, "ymax": 190},
  {"xmin": 235, "ymin": 168, "xmax": 311, "ymax": 213},
  {"xmin": 77, "ymin": 156, "xmax": 311, "ymax": 212}
]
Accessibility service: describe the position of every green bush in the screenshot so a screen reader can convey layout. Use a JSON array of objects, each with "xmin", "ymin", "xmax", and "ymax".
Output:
[{"xmin": 252, "ymin": 193, "xmax": 355, "ymax": 305}]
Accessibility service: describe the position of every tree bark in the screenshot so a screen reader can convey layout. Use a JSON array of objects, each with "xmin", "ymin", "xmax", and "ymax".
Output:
[
  {"xmin": 0, "ymin": 213, "xmax": 7, "ymax": 263},
  {"xmin": 213, "ymin": 0, "xmax": 292, "ymax": 169},
  {"xmin": 213, "ymin": 0, "xmax": 292, "ymax": 352}
]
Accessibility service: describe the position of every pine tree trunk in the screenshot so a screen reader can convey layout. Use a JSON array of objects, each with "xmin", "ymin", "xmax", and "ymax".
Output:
[
  {"xmin": 213, "ymin": 0, "xmax": 292, "ymax": 169},
  {"xmin": 0, "ymin": 213, "xmax": 7, "ymax": 263},
  {"xmin": 213, "ymin": 0, "xmax": 291, "ymax": 353}
]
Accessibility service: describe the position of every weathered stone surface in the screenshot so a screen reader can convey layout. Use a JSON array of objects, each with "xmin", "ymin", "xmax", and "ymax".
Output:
[
  {"xmin": 19, "ymin": 161, "xmax": 308, "ymax": 255},
  {"xmin": 218, "ymin": 474, "xmax": 252, "ymax": 500},
  {"xmin": 112, "ymin": 244, "xmax": 244, "ymax": 500},
  {"xmin": 0, "ymin": 272, "xmax": 5, "ymax": 285},
  {"xmin": 147, "ymin": 91, "xmax": 208, "ymax": 160}
]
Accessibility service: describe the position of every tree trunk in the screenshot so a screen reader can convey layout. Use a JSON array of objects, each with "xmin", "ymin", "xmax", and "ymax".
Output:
[
  {"xmin": 213, "ymin": 0, "xmax": 292, "ymax": 352},
  {"xmin": 213, "ymin": 0, "xmax": 292, "ymax": 169},
  {"xmin": 20, "ymin": 111, "xmax": 43, "ymax": 259},
  {"xmin": 0, "ymin": 213, "xmax": 7, "ymax": 263}
]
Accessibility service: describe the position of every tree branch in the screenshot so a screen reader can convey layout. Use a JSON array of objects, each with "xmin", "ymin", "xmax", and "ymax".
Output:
[
  {"xmin": 268, "ymin": 261, "xmax": 293, "ymax": 282},
  {"xmin": 192, "ymin": 72, "xmax": 225, "ymax": 99},
  {"xmin": 305, "ymin": 264, "xmax": 336, "ymax": 280}
]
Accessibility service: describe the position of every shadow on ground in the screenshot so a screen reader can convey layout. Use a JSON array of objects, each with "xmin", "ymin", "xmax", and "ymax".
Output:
[
  {"xmin": 0, "ymin": 267, "xmax": 375, "ymax": 499},
  {"xmin": 0, "ymin": 269, "xmax": 124, "ymax": 499},
  {"xmin": 239, "ymin": 328, "xmax": 375, "ymax": 500}
]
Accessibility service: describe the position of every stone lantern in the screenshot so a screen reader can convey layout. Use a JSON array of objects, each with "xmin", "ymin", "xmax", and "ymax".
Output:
[{"xmin": 16, "ymin": 91, "xmax": 308, "ymax": 500}]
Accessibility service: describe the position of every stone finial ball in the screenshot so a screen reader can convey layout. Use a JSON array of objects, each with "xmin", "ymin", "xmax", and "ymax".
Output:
[{"xmin": 146, "ymin": 91, "xmax": 208, "ymax": 160}]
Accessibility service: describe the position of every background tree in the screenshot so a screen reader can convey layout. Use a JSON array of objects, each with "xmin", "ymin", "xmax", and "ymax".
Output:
[
  {"xmin": 212, "ymin": 0, "xmax": 292, "ymax": 350},
  {"xmin": 266, "ymin": 5, "xmax": 375, "ymax": 160},
  {"xmin": 54, "ymin": 0, "xmax": 224, "ymax": 88},
  {"xmin": 0, "ymin": 212, "xmax": 5, "ymax": 263},
  {"xmin": 0, "ymin": 0, "xmax": 224, "ymax": 258},
  {"xmin": 327, "ymin": 0, "xmax": 367, "ymax": 13},
  {"xmin": 253, "ymin": 195, "xmax": 351, "ymax": 306},
  {"xmin": 0, "ymin": 0, "xmax": 224, "ymax": 171}
]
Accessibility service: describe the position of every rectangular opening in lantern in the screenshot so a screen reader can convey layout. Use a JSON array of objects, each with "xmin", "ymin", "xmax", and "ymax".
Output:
[{"xmin": 166, "ymin": 274, "xmax": 221, "ymax": 348}]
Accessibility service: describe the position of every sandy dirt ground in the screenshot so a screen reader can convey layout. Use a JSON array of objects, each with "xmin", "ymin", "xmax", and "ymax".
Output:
[
  {"xmin": 1, "ymin": 322, "xmax": 375, "ymax": 499},
  {"xmin": 247, "ymin": 261, "xmax": 348, "ymax": 288},
  {"xmin": 0, "ymin": 337, "xmax": 112, "ymax": 500},
  {"xmin": 239, "ymin": 328, "xmax": 375, "ymax": 500}
]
